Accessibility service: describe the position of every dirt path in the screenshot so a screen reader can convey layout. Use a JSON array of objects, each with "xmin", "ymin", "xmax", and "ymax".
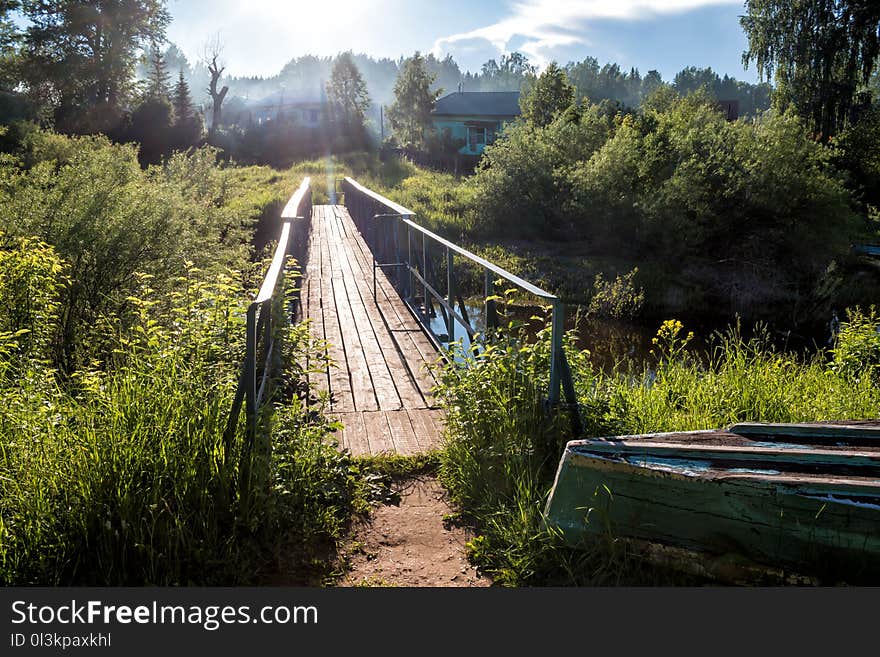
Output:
[{"xmin": 337, "ymin": 476, "xmax": 491, "ymax": 587}]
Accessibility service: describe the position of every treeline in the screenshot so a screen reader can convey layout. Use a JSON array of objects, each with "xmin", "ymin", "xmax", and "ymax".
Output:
[{"xmin": 175, "ymin": 49, "xmax": 771, "ymax": 118}]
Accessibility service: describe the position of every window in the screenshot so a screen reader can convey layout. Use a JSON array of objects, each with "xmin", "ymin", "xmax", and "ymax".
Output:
[
  {"xmin": 468, "ymin": 126, "xmax": 486, "ymax": 150},
  {"xmin": 309, "ymin": 110, "xmax": 319, "ymax": 123}
]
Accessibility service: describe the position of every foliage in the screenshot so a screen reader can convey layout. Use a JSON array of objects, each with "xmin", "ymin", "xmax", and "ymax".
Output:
[
  {"xmin": 0, "ymin": 0, "xmax": 20, "ymax": 89},
  {"xmin": 741, "ymin": 0, "xmax": 880, "ymax": 138},
  {"xmin": 472, "ymin": 101, "xmax": 615, "ymax": 239},
  {"xmin": 587, "ymin": 268, "xmax": 645, "ymax": 320},
  {"xmin": 472, "ymin": 91, "xmax": 860, "ymax": 321},
  {"xmin": 436, "ymin": 316, "xmax": 880, "ymax": 585},
  {"xmin": 326, "ymin": 52, "xmax": 371, "ymax": 144},
  {"xmin": 520, "ymin": 62, "xmax": 575, "ymax": 128},
  {"xmin": 171, "ymin": 70, "xmax": 203, "ymax": 151},
  {"xmin": 388, "ymin": 52, "xmax": 441, "ymax": 149},
  {"xmin": 830, "ymin": 306, "xmax": 880, "ymax": 381},
  {"xmin": 0, "ymin": 232, "xmax": 64, "ymax": 362},
  {"xmin": 20, "ymin": 0, "xmax": 170, "ymax": 133},
  {"xmin": 672, "ymin": 66, "xmax": 772, "ymax": 117},
  {"xmin": 834, "ymin": 104, "xmax": 880, "ymax": 210},
  {"xmin": 477, "ymin": 52, "xmax": 536, "ymax": 91},
  {"xmin": 146, "ymin": 47, "xmax": 171, "ymax": 100},
  {"xmin": 125, "ymin": 95, "xmax": 173, "ymax": 164},
  {"xmin": 0, "ymin": 130, "xmax": 296, "ymax": 371},
  {"xmin": 0, "ymin": 264, "xmax": 366, "ymax": 584}
]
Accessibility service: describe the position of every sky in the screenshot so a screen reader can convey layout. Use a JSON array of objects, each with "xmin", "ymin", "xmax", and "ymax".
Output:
[{"xmin": 167, "ymin": 0, "xmax": 760, "ymax": 82}]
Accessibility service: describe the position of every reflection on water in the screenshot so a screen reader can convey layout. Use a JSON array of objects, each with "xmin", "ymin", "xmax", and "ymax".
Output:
[{"xmin": 427, "ymin": 300, "xmax": 660, "ymax": 371}]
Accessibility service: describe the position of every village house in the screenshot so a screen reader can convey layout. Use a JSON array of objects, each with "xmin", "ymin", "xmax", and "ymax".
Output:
[
  {"xmin": 243, "ymin": 91, "xmax": 325, "ymax": 128},
  {"xmin": 431, "ymin": 91, "xmax": 521, "ymax": 156}
]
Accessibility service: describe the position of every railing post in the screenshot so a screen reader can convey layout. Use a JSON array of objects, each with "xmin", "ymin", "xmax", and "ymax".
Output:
[
  {"xmin": 446, "ymin": 247, "xmax": 454, "ymax": 342},
  {"xmin": 394, "ymin": 215, "xmax": 402, "ymax": 290},
  {"xmin": 406, "ymin": 223, "xmax": 412, "ymax": 300},
  {"xmin": 244, "ymin": 304, "xmax": 258, "ymax": 437},
  {"xmin": 548, "ymin": 299, "xmax": 564, "ymax": 406},
  {"xmin": 422, "ymin": 233, "xmax": 428, "ymax": 319},
  {"xmin": 484, "ymin": 270, "xmax": 497, "ymax": 331}
]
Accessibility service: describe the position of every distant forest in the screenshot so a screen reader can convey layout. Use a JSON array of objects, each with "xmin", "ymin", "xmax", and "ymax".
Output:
[{"xmin": 145, "ymin": 45, "xmax": 772, "ymax": 119}]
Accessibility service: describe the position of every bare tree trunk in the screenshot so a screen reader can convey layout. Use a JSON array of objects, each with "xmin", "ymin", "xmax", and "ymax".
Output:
[{"xmin": 207, "ymin": 53, "xmax": 228, "ymax": 138}]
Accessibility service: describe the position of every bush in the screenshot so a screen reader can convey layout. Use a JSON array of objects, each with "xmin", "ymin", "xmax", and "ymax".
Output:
[
  {"xmin": 0, "ymin": 132, "xmax": 295, "ymax": 371},
  {"xmin": 830, "ymin": 307, "xmax": 880, "ymax": 381},
  {"xmin": 437, "ymin": 317, "xmax": 880, "ymax": 585},
  {"xmin": 0, "ymin": 266, "xmax": 365, "ymax": 585}
]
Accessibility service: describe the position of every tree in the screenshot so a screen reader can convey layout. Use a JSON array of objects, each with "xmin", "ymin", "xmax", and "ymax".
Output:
[
  {"xmin": 127, "ymin": 95, "xmax": 172, "ymax": 164},
  {"xmin": 478, "ymin": 51, "xmax": 534, "ymax": 91},
  {"xmin": 203, "ymin": 36, "xmax": 228, "ymax": 138},
  {"xmin": 147, "ymin": 48, "xmax": 170, "ymax": 99},
  {"xmin": 741, "ymin": 0, "xmax": 880, "ymax": 138},
  {"xmin": 520, "ymin": 62, "xmax": 575, "ymax": 127},
  {"xmin": 326, "ymin": 52, "xmax": 370, "ymax": 133},
  {"xmin": 0, "ymin": 0, "xmax": 20, "ymax": 89},
  {"xmin": 388, "ymin": 52, "xmax": 441, "ymax": 149},
  {"xmin": 171, "ymin": 70, "xmax": 201, "ymax": 150},
  {"xmin": 21, "ymin": 0, "xmax": 169, "ymax": 133}
]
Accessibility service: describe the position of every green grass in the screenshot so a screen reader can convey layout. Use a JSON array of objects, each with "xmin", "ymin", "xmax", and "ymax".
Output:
[
  {"xmin": 435, "ymin": 317, "xmax": 880, "ymax": 586},
  {"xmin": 0, "ymin": 266, "xmax": 369, "ymax": 585},
  {"xmin": 0, "ymin": 136, "xmax": 376, "ymax": 585}
]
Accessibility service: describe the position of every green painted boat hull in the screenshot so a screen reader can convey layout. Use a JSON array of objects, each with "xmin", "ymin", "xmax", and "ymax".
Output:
[{"xmin": 545, "ymin": 428, "xmax": 880, "ymax": 582}]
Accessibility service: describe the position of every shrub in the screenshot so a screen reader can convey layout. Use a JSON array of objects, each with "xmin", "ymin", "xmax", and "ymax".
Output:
[{"xmin": 830, "ymin": 307, "xmax": 880, "ymax": 381}]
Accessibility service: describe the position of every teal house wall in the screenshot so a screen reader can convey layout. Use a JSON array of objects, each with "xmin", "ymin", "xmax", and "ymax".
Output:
[{"xmin": 431, "ymin": 92, "xmax": 521, "ymax": 156}]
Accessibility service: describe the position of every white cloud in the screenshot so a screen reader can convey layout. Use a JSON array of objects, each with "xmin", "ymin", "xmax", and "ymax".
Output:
[{"xmin": 432, "ymin": 0, "xmax": 742, "ymax": 69}]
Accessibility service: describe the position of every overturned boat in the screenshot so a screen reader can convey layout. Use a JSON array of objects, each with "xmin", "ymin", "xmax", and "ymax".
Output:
[{"xmin": 544, "ymin": 421, "xmax": 880, "ymax": 583}]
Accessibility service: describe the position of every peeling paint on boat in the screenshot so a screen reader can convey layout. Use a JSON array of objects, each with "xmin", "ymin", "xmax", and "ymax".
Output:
[{"xmin": 800, "ymin": 493, "xmax": 880, "ymax": 511}]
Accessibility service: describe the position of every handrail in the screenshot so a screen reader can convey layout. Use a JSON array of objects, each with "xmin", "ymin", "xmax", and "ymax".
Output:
[
  {"xmin": 399, "ymin": 217, "xmax": 557, "ymax": 301},
  {"xmin": 256, "ymin": 177, "xmax": 310, "ymax": 302},
  {"xmin": 225, "ymin": 176, "xmax": 312, "ymax": 503},
  {"xmin": 342, "ymin": 176, "xmax": 415, "ymax": 217},
  {"xmin": 341, "ymin": 176, "xmax": 579, "ymax": 432}
]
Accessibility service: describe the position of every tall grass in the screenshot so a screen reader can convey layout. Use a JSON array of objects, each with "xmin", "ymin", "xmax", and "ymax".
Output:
[
  {"xmin": 0, "ymin": 132, "xmax": 374, "ymax": 584},
  {"xmin": 436, "ymin": 315, "xmax": 880, "ymax": 585}
]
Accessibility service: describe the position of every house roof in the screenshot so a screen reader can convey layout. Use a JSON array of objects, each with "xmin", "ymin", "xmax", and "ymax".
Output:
[{"xmin": 433, "ymin": 92, "xmax": 521, "ymax": 117}]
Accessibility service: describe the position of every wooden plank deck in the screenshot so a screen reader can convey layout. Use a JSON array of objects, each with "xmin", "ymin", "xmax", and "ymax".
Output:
[{"xmin": 301, "ymin": 205, "xmax": 443, "ymax": 456}]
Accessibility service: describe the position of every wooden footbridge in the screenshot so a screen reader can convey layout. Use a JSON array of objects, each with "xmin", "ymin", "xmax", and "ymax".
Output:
[{"xmin": 226, "ymin": 176, "xmax": 578, "ymax": 458}]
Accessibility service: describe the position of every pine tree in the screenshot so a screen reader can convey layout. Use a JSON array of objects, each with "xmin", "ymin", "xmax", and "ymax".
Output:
[
  {"xmin": 171, "ymin": 69, "xmax": 202, "ymax": 149},
  {"xmin": 148, "ymin": 48, "xmax": 171, "ymax": 100},
  {"xmin": 172, "ymin": 70, "xmax": 193, "ymax": 124}
]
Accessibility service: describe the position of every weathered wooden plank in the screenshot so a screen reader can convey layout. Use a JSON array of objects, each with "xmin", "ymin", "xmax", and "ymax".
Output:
[
  {"xmin": 731, "ymin": 421, "xmax": 880, "ymax": 443},
  {"xmin": 298, "ymin": 205, "xmax": 446, "ymax": 456},
  {"xmin": 321, "ymin": 206, "xmax": 379, "ymax": 412},
  {"xmin": 361, "ymin": 410, "xmax": 394, "ymax": 456},
  {"xmin": 316, "ymin": 212, "xmax": 355, "ymax": 413},
  {"xmin": 572, "ymin": 440, "xmax": 880, "ymax": 471},
  {"xmin": 386, "ymin": 410, "xmax": 419, "ymax": 456},
  {"xmin": 338, "ymin": 412, "xmax": 370, "ymax": 456},
  {"xmin": 406, "ymin": 408, "xmax": 443, "ymax": 452},
  {"xmin": 306, "ymin": 221, "xmax": 331, "ymax": 402}
]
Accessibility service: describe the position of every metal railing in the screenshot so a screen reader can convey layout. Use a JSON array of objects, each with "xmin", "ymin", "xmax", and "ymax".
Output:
[
  {"xmin": 341, "ymin": 176, "xmax": 579, "ymax": 430},
  {"xmin": 224, "ymin": 177, "xmax": 312, "ymax": 487}
]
